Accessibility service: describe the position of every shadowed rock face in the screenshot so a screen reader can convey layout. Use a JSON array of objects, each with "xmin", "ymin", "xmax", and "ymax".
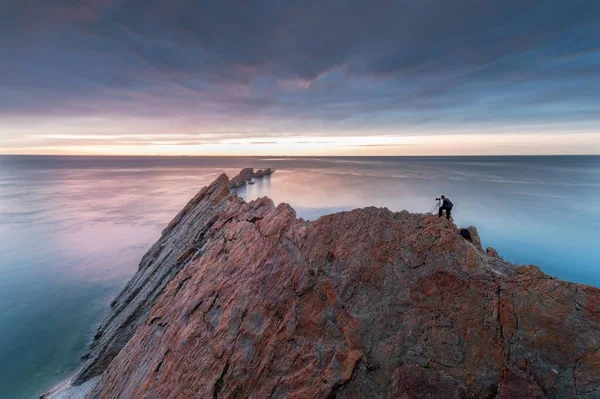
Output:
[{"xmin": 82, "ymin": 173, "xmax": 600, "ymax": 398}]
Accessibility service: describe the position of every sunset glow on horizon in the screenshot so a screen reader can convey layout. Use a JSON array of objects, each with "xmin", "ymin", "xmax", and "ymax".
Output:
[{"xmin": 2, "ymin": 131, "xmax": 599, "ymax": 157}]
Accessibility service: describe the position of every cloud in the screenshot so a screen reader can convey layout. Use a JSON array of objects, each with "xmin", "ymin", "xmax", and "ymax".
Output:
[{"xmin": 0, "ymin": 0, "xmax": 599, "ymax": 150}]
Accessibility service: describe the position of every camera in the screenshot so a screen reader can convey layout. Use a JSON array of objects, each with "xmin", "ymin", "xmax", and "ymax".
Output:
[{"xmin": 436, "ymin": 197, "xmax": 441, "ymax": 201}]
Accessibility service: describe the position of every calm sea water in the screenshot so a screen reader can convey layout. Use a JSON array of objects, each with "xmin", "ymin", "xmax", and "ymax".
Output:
[{"xmin": 0, "ymin": 155, "xmax": 598, "ymax": 398}]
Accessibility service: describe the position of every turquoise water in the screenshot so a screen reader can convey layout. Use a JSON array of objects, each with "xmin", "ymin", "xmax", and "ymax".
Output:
[{"xmin": 0, "ymin": 155, "xmax": 598, "ymax": 398}]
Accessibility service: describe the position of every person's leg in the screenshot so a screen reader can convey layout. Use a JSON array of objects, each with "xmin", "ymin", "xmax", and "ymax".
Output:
[
  {"xmin": 446, "ymin": 207, "xmax": 452, "ymax": 220},
  {"xmin": 438, "ymin": 207, "xmax": 443, "ymax": 217}
]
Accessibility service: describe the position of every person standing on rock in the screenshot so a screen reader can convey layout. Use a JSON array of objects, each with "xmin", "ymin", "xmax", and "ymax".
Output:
[{"xmin": 438, "ymin": 195, "xmax": 453, "ymax": 220}]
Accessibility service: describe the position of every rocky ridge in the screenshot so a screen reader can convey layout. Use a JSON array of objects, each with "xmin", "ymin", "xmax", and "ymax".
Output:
[{"xmin": 73, "ymin": 171, "xmax": 599, "ymax": 398}]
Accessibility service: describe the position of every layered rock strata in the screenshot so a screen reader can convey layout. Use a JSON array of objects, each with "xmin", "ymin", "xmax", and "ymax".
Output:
[{"xmin": 75, "ymin": 172, "xmax": 599, "ymax": 398}]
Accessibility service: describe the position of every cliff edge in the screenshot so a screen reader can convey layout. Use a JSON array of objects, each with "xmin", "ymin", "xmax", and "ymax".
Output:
[{"xmin": 75, "ymin": 172, "xmax": 599, "ymax": 398}]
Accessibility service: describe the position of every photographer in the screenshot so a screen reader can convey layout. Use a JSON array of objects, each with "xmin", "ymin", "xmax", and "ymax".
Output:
[{"xmin": 437, "ymin": 195, "xmax": 453, "ymax": 220}]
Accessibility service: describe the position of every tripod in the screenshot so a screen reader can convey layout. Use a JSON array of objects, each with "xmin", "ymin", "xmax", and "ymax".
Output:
[{"xmin": 431, "ymin": 199, "xmax": 441, "ymax": 214}]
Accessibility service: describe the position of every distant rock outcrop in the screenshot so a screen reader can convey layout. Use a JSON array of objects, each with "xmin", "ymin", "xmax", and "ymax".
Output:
[
  {"xmin": 228, "ymin": 167, "xmax": 274, "ymax": 189},
  {"xmin": 73, "ymin": 173, "xmax": 599, "ymax": 398},
  {"xmin": 253, "ymin": 168, "xmax": 273, "ymax": 177}
]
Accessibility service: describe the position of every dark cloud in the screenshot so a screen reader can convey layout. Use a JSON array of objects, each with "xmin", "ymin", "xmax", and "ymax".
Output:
[{"xmin": 1, "ymin": 0, "xmax": 599, "ymax": 137}]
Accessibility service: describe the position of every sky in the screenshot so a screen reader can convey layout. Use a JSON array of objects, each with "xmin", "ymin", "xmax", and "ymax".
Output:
[{"xmin": 1, "ymin": 0, "xmax": 599, "ymax": 156}]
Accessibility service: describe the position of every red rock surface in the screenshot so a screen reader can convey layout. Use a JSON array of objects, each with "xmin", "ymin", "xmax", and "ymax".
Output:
[{"xmin": 85, "ymin": 173, "xmax": 600, "ymax": 398}]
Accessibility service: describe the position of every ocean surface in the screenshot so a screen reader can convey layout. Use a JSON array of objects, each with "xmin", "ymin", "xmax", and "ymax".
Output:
[{"xmin": 0, "ymin": 155, "xmax": 599, "ymax": 398}]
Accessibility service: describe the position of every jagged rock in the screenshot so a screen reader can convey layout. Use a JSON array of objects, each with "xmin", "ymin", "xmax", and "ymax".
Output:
[
  {"xmin": 253, "ymin": 168, "xmax": 273, "ymax": 177},
  {"xmin": 457, "ymin": 226, "xmax": 484, "ymax": 253},
  {"xmin": 487, "ymin": 246, "xmax": 500, "ymax": 258},
  {"xmin": 73, "ymin": 174, "xmax": 232, "ymax": 384},
  {"xmin": 228, "ymin": 167, "xmax": 274, "ymax": 189},
  {"xmin": 228, "ymin": 167, "xmax": 254, "ymax": 188},
  {"xmin": 80, "ymin": 174, "xmax": 600, "ymax": 398},
  {"xmin": 466, "ymin": 225, "xmax": 484, "ymax": 252}
]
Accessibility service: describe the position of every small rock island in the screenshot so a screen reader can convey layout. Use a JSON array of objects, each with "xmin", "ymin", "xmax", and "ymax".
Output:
[
  {"xmin": 228, "ymin": 167, "xmax": 274, "ymax": 189},
  {"xmin": 49, "ymin": 169, "xmax": 600, "ymax": 398}
]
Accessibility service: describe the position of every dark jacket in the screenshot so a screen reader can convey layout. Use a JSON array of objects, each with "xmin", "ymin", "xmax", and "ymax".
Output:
[{"xmin": 442, "ymin": 198, "xmax": 453, "ymax": 208}]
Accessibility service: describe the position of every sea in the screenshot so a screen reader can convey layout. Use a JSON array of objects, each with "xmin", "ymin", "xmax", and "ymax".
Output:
[{"xmin": 0, "ymin": 155, "xmax": 598, "ymax": 398}]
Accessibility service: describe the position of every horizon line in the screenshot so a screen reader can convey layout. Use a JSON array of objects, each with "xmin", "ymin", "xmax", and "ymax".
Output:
[{"xmin": 1, "ymin": 153, "xmax": 599, "ymax": 158}]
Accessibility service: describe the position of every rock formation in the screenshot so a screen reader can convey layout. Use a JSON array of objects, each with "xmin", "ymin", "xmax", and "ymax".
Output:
[
  {"xmin": 486, "ymin": 247, "xmax": 501, "ymax": 259},
  {"xmin": 73, "ymin": 175, "xmax": 233, "ymax": 384},
  {"xmin": 465, "ymin": 226, "xmax": 484, "ymax": 252},
  {"xmin": 253, "ymin": 168, "xmax": 273, "ymax": 177},
  {"xmin": 229, "ymin": 167, "xmax": 274, "ymax": 189},
  {"xmin": 74, "ymin": 171, "xmax": 599, "ymax": 398}
]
